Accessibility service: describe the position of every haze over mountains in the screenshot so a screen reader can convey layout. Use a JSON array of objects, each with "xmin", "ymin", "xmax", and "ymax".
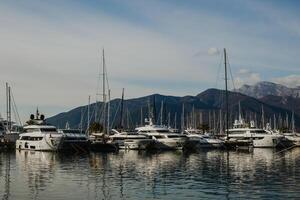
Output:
[{"xmin": 47, "ymin": 81, "xmax": 300, "ymax": 131}]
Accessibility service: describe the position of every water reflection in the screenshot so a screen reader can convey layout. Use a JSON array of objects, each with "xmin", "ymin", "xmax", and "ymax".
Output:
[{"xmin": 0, "ymin": 148, "xmax": 300, "ymax": 199}]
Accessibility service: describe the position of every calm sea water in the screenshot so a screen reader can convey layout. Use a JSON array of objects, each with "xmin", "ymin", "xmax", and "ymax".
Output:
[{"xmin": 1, "ymin": 148, "xmax": 300, "ymax": 200}]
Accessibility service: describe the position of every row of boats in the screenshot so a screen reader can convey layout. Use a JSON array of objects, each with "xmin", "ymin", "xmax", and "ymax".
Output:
[{"xmin": 3, "ymin": 110, "xmax": 298, "ymax": 153}]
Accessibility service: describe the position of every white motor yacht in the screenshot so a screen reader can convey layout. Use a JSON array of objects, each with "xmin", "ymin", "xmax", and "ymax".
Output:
[
  {"xmin": 226, "ymin": 119, "xmax": 287, "ymax": 148},
  {"xmin": 109, "ymin": 129, "xmax": 155, "ymax": 150},
  {"xmin": 16, "ymin": 112, "xmax": 63, "ymax": 151},
  {"xmin": 184, "ymin": 128, "xmax": 224, "ymax": 148},
  {"xmin": 135, "ymin": 118, "xmax": 187, "ymax": 150}
]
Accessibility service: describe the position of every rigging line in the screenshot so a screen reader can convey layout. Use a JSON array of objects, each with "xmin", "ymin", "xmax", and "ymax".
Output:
[
  {"xmin": 214, "ymin": 51, "xmax": 224, "ymax": 89},
  {"xmin": 226, "ymin": 55, "xmax": 236, "ymax": 91},
  {"xmin": 111, "ymin": 100, "xmax": 122, "ymax": 129},
  {"xmin": 10, "ymin": 88, "xmax": 22, "ymax": 126}
]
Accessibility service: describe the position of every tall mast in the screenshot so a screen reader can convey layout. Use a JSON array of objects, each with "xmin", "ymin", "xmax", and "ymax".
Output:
[
  {"xmin": 238, "ymin": 101, "xmax": 242, "ymax": 121},
  {"xmin": 152, "ymin": 96, "xmax": 156, "ymax": 123},
  {"xmin": 273, "ymin": 114, "xmax": 276, "ymax": 130},
  {"xmin": 6, "ymin": 83, "xmax": 9, "ymax": 132},
  {"xmin": 292, "ymin": 111, "xmax": 295, "ymax": 133},
  {"xmin": 102, "ymin": 48, "xmax": 106, "ymax": 133},
  {"xmin": 181, "ymin": 103, "xmax": 185, "ymax": 132},
  {"xmin": 168, "ymin": 112, "xmax": 170, "ymax": 128},
  {"xmin": 224, "ymin": 48, "xmax": 229, "ymax": 138},
  {"xmin": 119, "ymin": 88, "xmax": 125, "ymax": 129},
  {"xmin": 174, "ymin": 112, "xmax": 177, "ymax": 129},
  {"xmin": 107, "ymin": 89, "xmax": 110, "ymax": 135},
  {"xmin": 219, "ymin": 109, "xmax": 222, "ymax": 135},
  {"xmin": 6, "ymin": 83, "xmax": 12, "ymax": 132},
  {"xmin": 102, "ymin": 49, "xmax": 106, "ymax": 107},
  {"xmin": 87, "ymin": 95, "xmax": 90, "ymax": 136},
  {"xmin": 140, "ymin": 107, "xmax": 143, "ymax": 126},
  {"xmin": 261, "ymin": 105, "xmax": 265, "ymax": 129},
  {"xmin": 160, "ymin": 101, "xmax": 163, "ymax": 126}
]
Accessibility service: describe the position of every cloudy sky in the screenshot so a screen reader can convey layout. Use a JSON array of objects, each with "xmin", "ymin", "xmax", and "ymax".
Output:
[{"xmin": 0, "ymin": 0, "xmax": 300, "ymax": 122}]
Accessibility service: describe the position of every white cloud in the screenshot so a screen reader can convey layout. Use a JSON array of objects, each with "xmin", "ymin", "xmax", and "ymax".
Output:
[
  {"xmin": 235, "ymin": 69, "xmax": 261, "ymax": 88},
  {"xmin": 207, "ymin": 48, "xmax": 220, "ymax": 56},
  {"xmin": 272, "ymin": 75, "xmax": 300, "ymax": 88}
]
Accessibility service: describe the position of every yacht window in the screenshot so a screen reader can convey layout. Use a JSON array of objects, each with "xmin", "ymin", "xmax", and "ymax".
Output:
[
  {"xmin": 40, "ymin": 128, "xmax": 57, "ymax": 132},
  {"xmin": 25, "ymin": 128, "xmax": 40, "ymax": 133},
  {"xmin": 156, "ymin": 130, "xmax": 169, "ymax": 133},
  {"xmin": 168, "ymin": 135, "xmax": 185, "ymax": 138},
  {"xmin": 229, "ymin": 131, "xmax": 245, "ymax": 134},
  {"xmin": 154, "ymin": 135, "xmax": 165, "ymax": 139},
  {"xmin": 250, "ymin": 130, "xmax": 266, "ymax": 134},
  {"xmin": 62, "ymin": 130, "xmax": 83, "ymax": 134}
]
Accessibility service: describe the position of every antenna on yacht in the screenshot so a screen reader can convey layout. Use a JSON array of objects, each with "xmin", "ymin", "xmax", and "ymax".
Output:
[
  {"xmin": 224, "ymin": 48, "xmax": 229, "ymax": 138},
  {"xmin": 36, "ymin": 107, "xmax": 40, "ymax": 119}
]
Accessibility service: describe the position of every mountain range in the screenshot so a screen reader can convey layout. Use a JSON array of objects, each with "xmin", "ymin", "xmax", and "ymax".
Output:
[
  {"xmin": 47, "ymin": 81, "xmax": 300, "ymax": 131},
  {"xmin": 236, "ymin": 81, "xmax": 300, "ymax": 99}
]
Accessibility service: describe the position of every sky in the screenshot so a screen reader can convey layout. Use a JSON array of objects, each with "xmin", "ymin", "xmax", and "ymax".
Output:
[{"xmin": 0, "ymin": 0, "xmax": 300, "ymax": 123}]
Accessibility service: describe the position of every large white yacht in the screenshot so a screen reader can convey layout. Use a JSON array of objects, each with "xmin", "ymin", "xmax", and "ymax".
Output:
[
  {"xmin": 16, "ymin": 111, "xmax": 63, "ymax": 151},
  {"xmin": 184, "ymin": 128, "xmax": 224, "ymax": 148},
  {"xmin": 226, "ymin": 119, "xmax": 287, "ymax": 148},
  {"xmin": 109, "ymin": 129, "xmax": 155, "ymax": 150},
  {"xmin": 135, "ymin": 118, "xmax": 187, "ymax": 150}
]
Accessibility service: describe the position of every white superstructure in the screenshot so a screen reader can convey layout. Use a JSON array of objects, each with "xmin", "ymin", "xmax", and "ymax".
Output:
[
  {"xmin": 109, "ymin": 129, "xmax": 155, "ymax": 150},
  {"xmin": 227, "ymin": 119, "xmax": 285, "ymax": 148},
  {"xmin": 16, "ymin": 111, "xmax": 63, "ymax": 151},
  {"xmin": 135, "ymin": 118, "xmax": 187, "ymax": 150}
]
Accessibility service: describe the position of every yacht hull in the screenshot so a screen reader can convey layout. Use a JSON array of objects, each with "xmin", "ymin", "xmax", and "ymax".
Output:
[{"xmin": 16, "ymin": 135, "xmax": 62, "ymax": 151}]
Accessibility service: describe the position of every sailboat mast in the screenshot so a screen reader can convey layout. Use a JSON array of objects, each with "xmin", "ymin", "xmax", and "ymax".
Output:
[
  {"xmin": 160, "ymin": 101, "xmax": 163, "ymax": 126},
  {"xmin": 174, "ymin": 112, "xmax": 177, "ymax": 129},
  {"xmin": 140, "ymin": 107, "xmax": 143, "ymax": 126},
  {"xmin": 107, "ymin": 89, "xmax": 110, "ymax": 135},
  {"xmin": 119, "ymin": 88, "xmax": 124, "ymax": 129},
  {"xmin": 224, "ymin": 48, "xmax": 229, "ymax": 138},
  {"xmin": 181, "ymin": 104, "xmax": 185, "ymax": 132},
  {"xmin": 87, "ymin": 95, "xmax": 90, "ymax": 136},
  {"xmin": 292, "ymin": 111, "xmax": 295, "ymax": 133}
]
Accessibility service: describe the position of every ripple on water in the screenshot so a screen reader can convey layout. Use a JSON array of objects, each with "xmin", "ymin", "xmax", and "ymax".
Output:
[{"xmin": 1, "ymin": 148, "xmax": 300, "ymax": 199}]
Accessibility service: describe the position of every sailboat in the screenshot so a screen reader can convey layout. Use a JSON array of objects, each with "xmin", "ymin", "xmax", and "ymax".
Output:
[
  {"xmin": 283, "ymin": 111, "xmax": 300, "ymax": 146},
  {"xmin": 1, "ymin": 83, "xmax": 21, "ymax": 147},
  {"xmin": 89, "ymin": 49, "xmax": 118, "ymax": 152}
]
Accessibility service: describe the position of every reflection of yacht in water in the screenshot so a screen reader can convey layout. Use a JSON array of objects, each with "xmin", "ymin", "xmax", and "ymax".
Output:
[
  {"xmin": 15, "ymin": 150, "xmax": 57, "ymax": 199},
  {"xmin": 16, "ymin": 110, "xmax": 63, "ymax": 151},
  {"xmin": 227, "ymin": 119, "xmax": 287, "ymax": 148},
  {"xmin": 135, "ymin": 118, "xmax": 187, "ymax": 150}
]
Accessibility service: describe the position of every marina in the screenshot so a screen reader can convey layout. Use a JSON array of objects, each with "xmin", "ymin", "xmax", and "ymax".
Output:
[{"xmin": 1, "ymin": 0, "xmax": 300, "ymax": 199}]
